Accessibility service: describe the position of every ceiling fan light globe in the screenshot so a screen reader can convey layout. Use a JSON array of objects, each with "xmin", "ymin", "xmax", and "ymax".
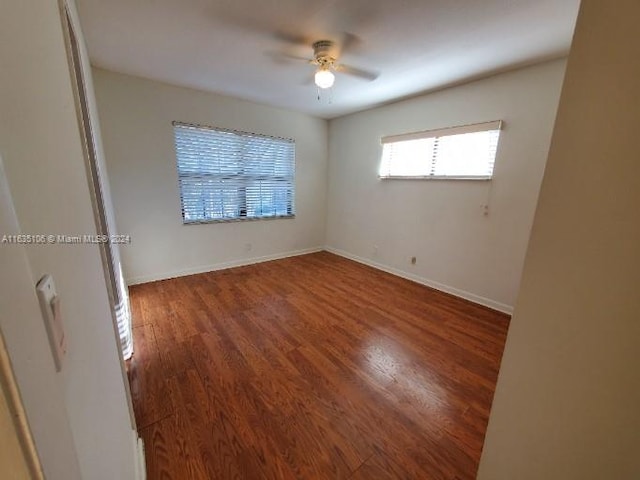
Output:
[{"xmin": 314, "ymin": 69, "xmax": 335, "ymax": 89}]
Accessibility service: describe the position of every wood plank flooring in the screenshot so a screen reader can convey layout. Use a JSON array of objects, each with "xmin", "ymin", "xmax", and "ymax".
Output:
[{"xmin": 127, "ymin": 251, "xmax": 510, "ymax": 479}]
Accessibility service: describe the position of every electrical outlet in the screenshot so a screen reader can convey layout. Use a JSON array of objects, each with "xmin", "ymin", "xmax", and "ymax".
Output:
[
  {"xmin": 411, "ymin": 256, "xmax": 417, "ymax": 265},
  {"xmin": 373, "ymin": 245, "xmax": 379, "ymax": 256}
]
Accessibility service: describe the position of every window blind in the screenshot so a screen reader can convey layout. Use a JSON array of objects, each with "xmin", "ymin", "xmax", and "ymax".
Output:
[
  {"xmin": 173, "ymin": 122, "xmax": 295, "ymax": 223},
  {"xmin": 379, "ymin": 120, "xmax": 502, "ymax": 180}
]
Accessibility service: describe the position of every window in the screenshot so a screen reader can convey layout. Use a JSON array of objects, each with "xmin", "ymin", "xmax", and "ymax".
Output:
[
  {"xmin": 173, "ymin": 122, "xmax": 295, "ymax": 223},
  {"xmin": 379, "ymin": 120, "xmax": 502, "ymax": 180}
]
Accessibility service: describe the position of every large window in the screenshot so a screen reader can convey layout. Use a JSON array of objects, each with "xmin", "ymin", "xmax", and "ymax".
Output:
[
  {"xmin": 379, "ymin": 120, "xmax": 502, "ymax": 180},
  {"xmin": 173, "ymin": 122, "xmax": 295, "ymax": 223}
]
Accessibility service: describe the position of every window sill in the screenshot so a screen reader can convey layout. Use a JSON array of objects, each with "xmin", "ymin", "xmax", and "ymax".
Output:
[
  {"xmin": 182, "ymin": 214, "xmax": 295, "ymax": 225},
  {"xmin": 379, "ymin": 175, "xmax": 492, "ymax": 181}
]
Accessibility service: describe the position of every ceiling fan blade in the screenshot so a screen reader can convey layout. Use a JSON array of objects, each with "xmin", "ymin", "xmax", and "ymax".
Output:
[
  {"xmin": 338, "ymin": 32, "xmax": 363, "ymax": 55},
  {"xmin": 301, "ymin": 73, "xmax": 315, "ymax": 86},
  {"xmin": 335, "ymin": 64, "xmax": 379, "ymax": 81},
  {"xmin": 272, "ymin": 30, "xmax": 313, "ymax": 47},
  {"xmin": 275, "ymin": 30, "xmax": 361, "ymax": 57},
  {"xmin": 265, "ymin": 50, "xmax": 314, "ymax": 65}
]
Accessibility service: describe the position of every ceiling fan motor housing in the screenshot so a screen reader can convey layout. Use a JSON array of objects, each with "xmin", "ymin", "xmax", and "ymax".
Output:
[{"xmin": 313, "ymin": 40, "xmax": 336, "ymax": 66}]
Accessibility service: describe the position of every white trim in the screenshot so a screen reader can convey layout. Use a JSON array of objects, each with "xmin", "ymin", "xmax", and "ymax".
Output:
[
  {"xmin": 126, "ymin": 245, "xmax": 513, "ymax": 314},
  {"xmin": 324, "ymin": 246, "xmax": 513, "ymax": 315},
  {"xmin": 126, "ymin": 247, "xmax": 324, "ymax": 285},
  {"xmin": 133, "ymin": 431, "xmax": 146, "ymax": 480},
  {"xmin": 381, "ymin": 120, "xmax": 502, "ymax": 144}
]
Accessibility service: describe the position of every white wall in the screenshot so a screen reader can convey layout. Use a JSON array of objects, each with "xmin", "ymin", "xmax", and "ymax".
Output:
[
  {"xmin": 478, "ymin": 1, "xmax": 640, "ymax": 478},
  {"xmin": 325, "ymin": 59, "xmax": 566, "ymax": 312},
  {"xmin": 0, "ymin": 156, "xmax": 82, "ymax": 479},
  {"xmin": 0, "ymin": 1, "xmax": 137, "ymax": 479},
  {"xmin": 93, "ymin": 69, "xmax": 328, "ymax": 284}
]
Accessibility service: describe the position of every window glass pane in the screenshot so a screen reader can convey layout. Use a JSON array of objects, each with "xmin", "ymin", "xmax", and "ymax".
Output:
[
  {"xmin": 433, "ymin": 130, "xmax": 499, "ymax": 177},
  {"xmin": 245, "ymin": 182, "xmax": 292, "ymax": 217},
  {"xmin": 173, "ymin": 123, "xmax": 295, "ymax": 223},
  {"xmin": 379, "ymin": 123, "xmax": 501, "ymax": 179},
  {"xmin": 380, "ymin": 138, "xmax": 435, "ymax": 177}
]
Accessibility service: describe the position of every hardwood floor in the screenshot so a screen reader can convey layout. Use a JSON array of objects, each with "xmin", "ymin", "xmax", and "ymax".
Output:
[{"xmin": 127, "ymin": 252, "xmax": 510, "ymax": 479}]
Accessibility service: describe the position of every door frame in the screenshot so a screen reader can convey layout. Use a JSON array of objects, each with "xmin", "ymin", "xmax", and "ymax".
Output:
[
  {"xmin": 58, "ymin": 0, "xmax": 136, "ymax": 430},
  {"xmin": 0, "ymin": 329, "xmax": 45, "ymax": 479}
]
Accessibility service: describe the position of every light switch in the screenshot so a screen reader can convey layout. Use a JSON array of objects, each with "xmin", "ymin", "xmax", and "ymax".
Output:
[{"xmin": 36, "ymin": 274, "xmax": 66, "ymax": 371}]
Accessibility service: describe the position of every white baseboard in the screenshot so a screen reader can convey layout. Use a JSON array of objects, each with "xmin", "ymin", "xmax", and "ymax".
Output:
[
  {"xmin": 324, "ymin": 246, "xmax": 513, "ymax": 315},
  {"xmin": 133, "ymin": 431, "xmax": 146, "ymax": 480},
  {"xmin": 126, "ymin": 245, "xmax": 513, "ymax": 314},
  {"xmin": 126, "ymin": 247, "xmax": 324, "ymax": 285}
]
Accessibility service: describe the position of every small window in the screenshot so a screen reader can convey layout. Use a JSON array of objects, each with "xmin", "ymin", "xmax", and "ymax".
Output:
[
  {"xmin": 173, "ymin": 122, "xmax": 295, "ymax": 224},
  {"xmin": 379, "ymin": 120, "xmax": 502, "ymax": 180}
]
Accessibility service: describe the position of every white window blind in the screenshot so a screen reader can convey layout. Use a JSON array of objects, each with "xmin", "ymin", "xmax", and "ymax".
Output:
[
  {"xmin": 379, "ymin": 120, "xmax": 502, "ymax": 180},
  {"xmin": 173, "ymin": 122, "xmax": 295, "ymax": 223}
]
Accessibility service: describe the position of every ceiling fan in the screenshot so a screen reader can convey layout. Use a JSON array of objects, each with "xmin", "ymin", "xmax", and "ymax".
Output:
[{"xmin": 274, "ymin": 39, "xmax": 379, "ymax": 90}]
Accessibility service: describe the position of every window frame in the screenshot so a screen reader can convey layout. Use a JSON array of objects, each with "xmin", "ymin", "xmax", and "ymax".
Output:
[
  {"xmin": 172, "ymin": 121, "xmax": 296, "ymax": 225},
  {"xmin": 379, "ymin": 120, "xmax": 503, "ymax": 181}
]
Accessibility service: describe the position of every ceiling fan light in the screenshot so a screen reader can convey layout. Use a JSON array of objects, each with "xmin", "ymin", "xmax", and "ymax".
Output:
[{"xmin": 314, "ymin": 69, "xmax": 335, "ymax": 89}]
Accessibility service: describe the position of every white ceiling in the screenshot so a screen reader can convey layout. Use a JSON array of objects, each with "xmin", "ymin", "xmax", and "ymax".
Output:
[{"xmin": 76, "ymin": 0, "xmax": 580, "ymax": 119}]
